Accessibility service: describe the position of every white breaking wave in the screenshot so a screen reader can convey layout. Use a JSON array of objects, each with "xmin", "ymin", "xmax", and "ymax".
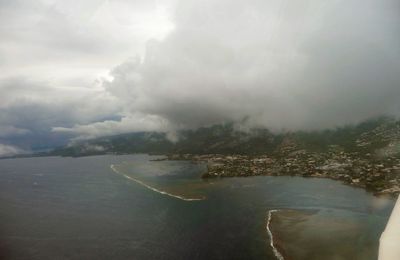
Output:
[
  {"xmin": 266, "ymin": 209, "xmax": 285, "ymax": 260},
  {"xmin": 110, "ymin": 164, "xmax": 205, "ymax": 201}
]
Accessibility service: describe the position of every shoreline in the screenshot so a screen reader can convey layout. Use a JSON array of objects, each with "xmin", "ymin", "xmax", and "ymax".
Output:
[
  {"xmin": 263, "ymin": 208, "xmax": 384, "ymax": 260},
  {"xmin": 20, "ymin": 153, "xmax": 399, "ymax": 197},
  {"xmin": 168, "ymin": 154, "xmax": 400, "ymax": 197},
  {"xmin": 218, "ymin": 172, "xmax": 398, "ymax": 198},
  {"xmin": 266, "ymin": 210, "xmax": 285, "ymax": 260},
  {"xmin": 110, "ymin": 164, "xmax": 206, "ymax": 202}
]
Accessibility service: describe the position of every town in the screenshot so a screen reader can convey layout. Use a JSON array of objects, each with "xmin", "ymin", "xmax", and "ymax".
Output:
[{"xmin": 167, "ymin": 140, "xmax": 400, "ymax": 196}]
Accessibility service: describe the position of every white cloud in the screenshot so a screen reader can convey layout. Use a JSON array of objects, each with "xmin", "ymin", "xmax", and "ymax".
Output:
[
  {"xmin": 1, "ymin": 0, "xmax": 400, "ymax": 144},
  {"xmin": 0, "ymin": 144, "xmax": 25, "ymax": 156},
  {"xmin": 0, "ymin": 0, "xmax": 175, "ymax": 86},
  {"xmin": 60, "ymin": 0, "xmax": 400, "ymax": 138},
  {"xmin": 52, "ymin": 113, "xmax": 171, "ymax": 140}
]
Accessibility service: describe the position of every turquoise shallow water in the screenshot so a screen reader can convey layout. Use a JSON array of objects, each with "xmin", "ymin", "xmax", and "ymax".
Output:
[{"xmin": 0, "ymin": 154, "xmax": 395, "ymax": 259}]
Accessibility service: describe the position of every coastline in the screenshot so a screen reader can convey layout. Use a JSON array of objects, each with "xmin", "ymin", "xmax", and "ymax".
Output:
[
  {"xmin": 30, "ymin": 152, "xmax": 399, "ymax": 197},
  {"xmin": 264, "ymin": 208, "xmax": 384, "ymax": 260},
  {"xmin": 110, "ymin": 164, "xmax": 206, "ymax": 201},
  {"xmin": 166, "ymin": 154, "xmax": 400, "ymax": 197},
  {"xmin": 266, "ymin": 210, "xmax": 285, "ymax": 260}
]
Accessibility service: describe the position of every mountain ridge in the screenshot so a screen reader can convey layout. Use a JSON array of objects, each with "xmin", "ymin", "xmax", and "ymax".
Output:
[{"xmin": 48, "ymin": 116, "xmax": 399, "ymax": 158}]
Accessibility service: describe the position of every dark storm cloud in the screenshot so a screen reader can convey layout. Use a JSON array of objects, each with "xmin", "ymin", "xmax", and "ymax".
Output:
[
  {"xmin": 1, "ymin": 0, "xmax": 400, "ymax": 143},
  {"xmin": 0, "ymin": 0, "xmax": 175, "ymax": 150},
  {"xmin": 0, "ymin": 76, "xmax": 121, "ymax": 150},
  {"xmin": 60, "ymin": 0, "xmax": 400, "ymax": 138}
]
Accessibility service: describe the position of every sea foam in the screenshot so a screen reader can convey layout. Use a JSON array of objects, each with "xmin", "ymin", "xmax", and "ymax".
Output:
[
  {"xmin": 110, "ymin": 164, "xmax": 205, "ymax": 202},
  {"xmin": 266, "ymin": 209, "xmax": 285, "ymax": 260}
]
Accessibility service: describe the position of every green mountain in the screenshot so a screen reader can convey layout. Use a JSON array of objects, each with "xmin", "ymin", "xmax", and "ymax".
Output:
[{"xmin": 48, "ymin": 116, "xmax": 400, "ymax": 158}]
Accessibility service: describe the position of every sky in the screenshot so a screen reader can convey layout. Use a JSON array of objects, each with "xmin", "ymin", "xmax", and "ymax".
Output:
[{"xmin": 1, "ymin": 0, "xmax": 400, "ymax": 155}]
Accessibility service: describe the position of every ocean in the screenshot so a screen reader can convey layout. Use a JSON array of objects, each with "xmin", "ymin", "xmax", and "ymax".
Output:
[{"xmin": 0, "ymin": 154, "xmax": 395, "ymax": 259}]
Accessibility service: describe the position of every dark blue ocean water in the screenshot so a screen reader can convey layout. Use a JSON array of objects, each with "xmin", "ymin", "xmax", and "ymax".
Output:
[{"xmin": 0, "ymin": 155, "xmax": 395, "ymax": 259}]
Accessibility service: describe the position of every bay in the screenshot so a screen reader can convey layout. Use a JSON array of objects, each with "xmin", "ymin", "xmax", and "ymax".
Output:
[{"xmin": 0, "ymin": 155, "xmax": 394, "ymax": 259}]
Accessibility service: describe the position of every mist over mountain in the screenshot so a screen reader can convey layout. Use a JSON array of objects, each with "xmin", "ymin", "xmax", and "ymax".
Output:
[
  {"xmin": 48, "ymin": 117, "xmax": 400, "ymax": 159},
  {"xmin": 1, "ymin": 0, "xmax": 400, "ymax": 155}
]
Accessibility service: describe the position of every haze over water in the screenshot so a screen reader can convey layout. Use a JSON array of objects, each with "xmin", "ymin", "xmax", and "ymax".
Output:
[{"xmin": 0, "ymin": 155, "xmax": 395, "ymax": 259}]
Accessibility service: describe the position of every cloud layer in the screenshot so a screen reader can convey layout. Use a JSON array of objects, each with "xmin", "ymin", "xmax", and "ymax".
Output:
[
  {"xmin": 1, "ymin": 0, "xmax": 400, "ymax": 147},
  {"xmin": 63, "ymin": 0, "xmax": 400, "ymax": 137},
  {"xmin": 0, "ymin": 144, "xmax": 25, "ymax": 157}
]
